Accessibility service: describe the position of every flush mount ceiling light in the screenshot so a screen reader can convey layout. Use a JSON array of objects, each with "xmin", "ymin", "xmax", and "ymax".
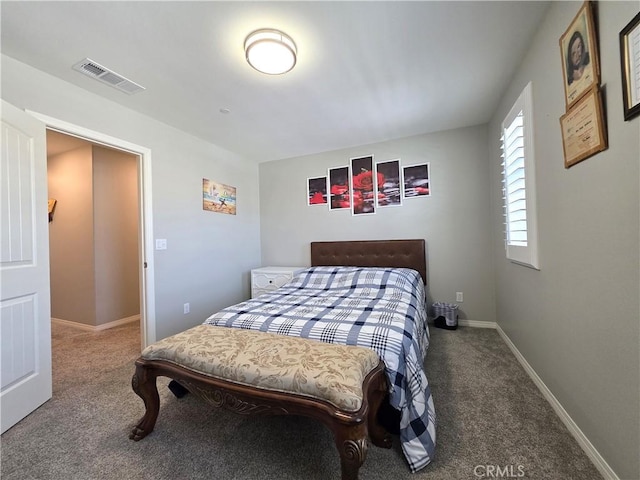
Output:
[{"xmin": 244, "ymin": 29, "xmax": 297, "ymax": 75}]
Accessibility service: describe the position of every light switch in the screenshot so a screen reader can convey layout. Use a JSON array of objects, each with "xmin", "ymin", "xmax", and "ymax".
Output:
[{"xmin": 156, "ymin": 239, "xmax": 167, "ymax": 250}]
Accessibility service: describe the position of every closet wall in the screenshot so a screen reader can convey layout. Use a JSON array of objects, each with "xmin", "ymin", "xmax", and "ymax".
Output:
[{"xmin": 48, "ymin": 142, "xmax": 139, "ymax": 327}]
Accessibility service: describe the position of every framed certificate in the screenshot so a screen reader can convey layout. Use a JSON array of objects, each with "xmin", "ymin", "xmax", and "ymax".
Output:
[
  {"xmin": 560, "ymin": 87, "xmax": 607, "ymax": 168},
  {"xmin": 620, "ymin": 11, "xmax": 640, "ymax": 120}
]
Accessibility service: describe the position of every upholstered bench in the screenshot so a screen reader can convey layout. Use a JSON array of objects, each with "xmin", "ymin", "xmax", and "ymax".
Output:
[{"xmin": 129, "ymin": 325, "xmax": 392, "ymax": 480}]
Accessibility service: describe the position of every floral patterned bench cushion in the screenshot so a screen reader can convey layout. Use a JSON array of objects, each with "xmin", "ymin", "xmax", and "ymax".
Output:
[{"xmin": 141, "ymin": 325, "xmax": 381, "ymax": 412}]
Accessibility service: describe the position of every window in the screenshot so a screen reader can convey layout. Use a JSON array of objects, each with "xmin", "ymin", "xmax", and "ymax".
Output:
[{"xmin": 501, "ymin": 82, "xmax": 539, "ymax": 269}]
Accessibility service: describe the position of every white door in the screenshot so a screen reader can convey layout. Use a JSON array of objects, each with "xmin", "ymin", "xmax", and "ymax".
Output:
[{"xmin": 0, "ymin": 100, "xmax": 52, "ymax": 433}]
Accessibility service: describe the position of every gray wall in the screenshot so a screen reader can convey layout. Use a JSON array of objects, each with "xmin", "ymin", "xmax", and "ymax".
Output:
[
  {"xmin": 488, "ymin": 2, "xmax": 639, "ymax": 479},
  {"xmin": 259, "ymin": 125, "xmax": 497, "ymax": 322},
  {"xmin": 2, "ymin": 54, "xmax": 262, "ymax": 340}
]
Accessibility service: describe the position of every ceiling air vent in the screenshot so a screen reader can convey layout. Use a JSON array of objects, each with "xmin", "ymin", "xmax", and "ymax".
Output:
[{"xmin": 72, "ymin": 58, "xmax": 145, "ymax": 95}]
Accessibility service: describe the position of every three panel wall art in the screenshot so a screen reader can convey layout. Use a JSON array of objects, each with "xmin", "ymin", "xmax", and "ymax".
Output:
[{"xmin": 307, "ymin": 155, "xmax": 430, "ymax": 215}]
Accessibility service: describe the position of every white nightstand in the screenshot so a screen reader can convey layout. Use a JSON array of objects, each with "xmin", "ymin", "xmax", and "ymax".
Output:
[{"xmin": 251, "ymin": 266, "xmax": 305, "ymax": 298}]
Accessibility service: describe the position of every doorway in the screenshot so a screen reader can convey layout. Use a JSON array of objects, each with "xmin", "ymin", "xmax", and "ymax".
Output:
[
  {"xmin": 30, "ymin": 110, "xmax": 156, "ymax": 349},
  {"xmin": 47, "ymin": 130, "xmax": 141, "ymax": 334}
]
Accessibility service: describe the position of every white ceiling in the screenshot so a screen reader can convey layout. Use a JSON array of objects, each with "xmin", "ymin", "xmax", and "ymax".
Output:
[{"xmin": 1, "ymin": 1, "xmax": 549, "ymax": 163}]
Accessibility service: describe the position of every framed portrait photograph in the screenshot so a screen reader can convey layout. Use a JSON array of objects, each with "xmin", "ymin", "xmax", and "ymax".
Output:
[
  {"xmin": 307, "ymin": 176, "xmax": 328, "ymax": 206},
  {"xmin": 350, "ymin": 155, "xmax": 376, "ymax": 216},
  {"xmin": 375, "ymin": 159, "xmax": 402, "ymax": 208},
  {"xmin": 328, "ymin": 166, "xmax": 350, "ymax": 210},
  {"xmin": 620, "ymin": 11, "xmax": 640, "ymax": 121},
  {"xmin": 559, "ymin": 86, "xmax": 607, "ymax": 168},
  {"xmin": 402, "ymin": 163, "xmax": 430, "ymax": 198},
  {"xmin": 560, "ymin": 1, "xmax": 600, "ymax": 109}
]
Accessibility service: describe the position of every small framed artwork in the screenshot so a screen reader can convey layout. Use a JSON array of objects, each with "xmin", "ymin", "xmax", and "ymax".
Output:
[
  {"xmin": 375, "ymin": 159, "xmax": 402, "ymax": 207},
  {"xmin": 559, "ymin": 86, "xmax": 607, "ymax": 168},
  {"xmin": 403, "ymin": 163, "xmax": 430, "ymax": 198},
  {"xmin": 350, "ymin": 155, "xmax": 376, "ymax": 216},
  {"xmin": 203, "ymin": 178, "xmax": 237, "ymax": 215},
  {"xmin": 307, "ymin": 176, "xmax": 328, "ymax": 205},
  {"xmin": 620, "ymin": 11, "xmax": 640, "ymax": 121},
  {"xmin": 560, "ymin": 1, "xmax": 600, "ymax": 109}
]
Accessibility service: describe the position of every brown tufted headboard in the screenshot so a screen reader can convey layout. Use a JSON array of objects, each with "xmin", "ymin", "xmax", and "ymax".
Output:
[{"xmin": 310, "ymin": 239, "xmax": 427, "ymax": 285}]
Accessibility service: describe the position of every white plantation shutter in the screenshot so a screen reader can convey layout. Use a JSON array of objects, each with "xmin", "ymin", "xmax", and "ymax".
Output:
[
  {"xmin": 500, "ymin": 82, "xmax": 539, "ymax": 269},
  {"xmin": 502, "ymin": 112, "xmax": 527, "ymax": 246}
]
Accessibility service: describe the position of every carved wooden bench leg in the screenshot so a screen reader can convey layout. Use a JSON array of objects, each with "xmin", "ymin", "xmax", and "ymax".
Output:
[
  {"xmin": 129, "ymin": 364, "xmax": 160, "ymax": 441},
  {"xmin": 333, "ymin": 425, "xmax": 368, "ymax": 480}
]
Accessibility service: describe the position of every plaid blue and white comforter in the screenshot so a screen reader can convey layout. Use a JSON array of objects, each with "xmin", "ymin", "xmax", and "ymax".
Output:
[{"xmin": 203, "ymin": 266, "xmax": 436, "ymax": 472}]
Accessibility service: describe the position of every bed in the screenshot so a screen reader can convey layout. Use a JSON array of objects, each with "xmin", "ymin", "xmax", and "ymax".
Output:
[{"xmin": 203, "ymin": 239, "xmax": 436, "ymax": 473}]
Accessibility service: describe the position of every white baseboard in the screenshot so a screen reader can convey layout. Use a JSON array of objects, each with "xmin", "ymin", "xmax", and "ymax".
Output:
[
  {"xmin": 429, "ymin": 318, "xmax": 497, "ymax": 329},
  {"xmin": 496, "ymin": 325, "xmax": 619, "ymax": 480},
  {"xmin": 458, "ymin": 319, "xmax": 496, "ymax": 329},
  {"xmin": 51, "ymin": 315, "xmax": 140, "ymax": 332}
]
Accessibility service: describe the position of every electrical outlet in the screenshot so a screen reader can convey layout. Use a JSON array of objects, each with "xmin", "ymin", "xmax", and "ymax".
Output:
[
  {"xmin": 183, "ymin": 303, "xmax": 190, "ymax": 314},
  {"xmin": 456, "ymin": 292, "xmax": 463, "ymax": 302}
]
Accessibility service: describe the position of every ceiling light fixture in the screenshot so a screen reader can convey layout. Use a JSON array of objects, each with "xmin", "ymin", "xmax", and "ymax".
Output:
[{"xmin": 244, "ymin": 29, "xmax": 297, "ymax": 75}]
